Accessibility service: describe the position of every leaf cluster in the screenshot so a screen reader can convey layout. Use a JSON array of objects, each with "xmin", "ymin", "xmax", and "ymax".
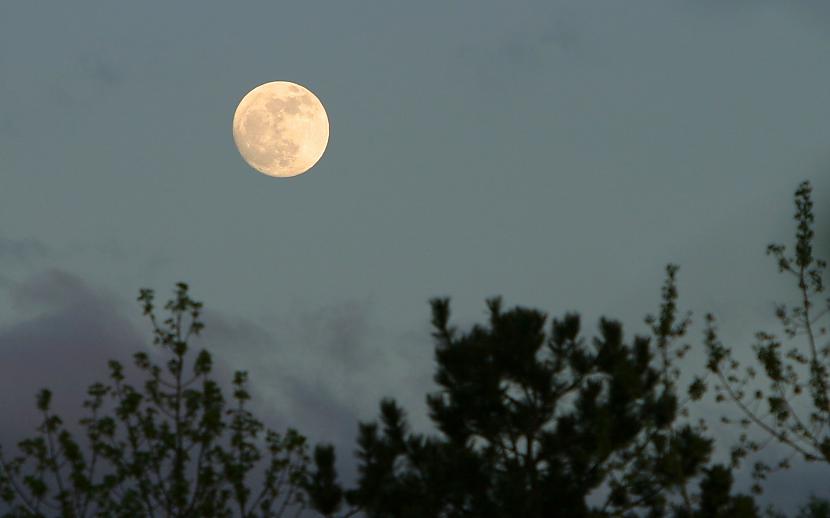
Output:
[
  {"xmin": 0, "ymin": 284, "xmax": 311, "ymax": 518},
  {"xmin": 703, "ymin": 181, "xmax": 830, "ymax": 493}
]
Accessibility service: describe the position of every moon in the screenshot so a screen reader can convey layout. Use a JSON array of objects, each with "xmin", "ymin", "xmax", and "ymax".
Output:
[{"xmin": 232, "ymin": 81, "xmax": 329, "ymax": 178}]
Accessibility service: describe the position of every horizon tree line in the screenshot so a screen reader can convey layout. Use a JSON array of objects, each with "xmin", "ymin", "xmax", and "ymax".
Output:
[{"xmin": 1, "ymin": 181, "xmax": 829, "ymax": 517}]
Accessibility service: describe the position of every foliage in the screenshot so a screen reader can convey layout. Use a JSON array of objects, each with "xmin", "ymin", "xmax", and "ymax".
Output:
[
  {"xmin": 796, "ymin": 496, "xmax": 830, "ymax": 518},
  {"xmin": 702, "ymin": 181, "xmax": 830, "ymax": 492},
  {"xmin": 308, "ymin": 268, "xmax": 757, "ymax": 517},
  {"xmin": 0, "ymin": 283, "xmax": 311, "ymax": 518},
  {"xmin": 673, "ymin": 464, "xmax": 757, "ymax": 518},
  {"xmin": 7, "ymin": 182, "xmax": 830, "ymax": 517}
]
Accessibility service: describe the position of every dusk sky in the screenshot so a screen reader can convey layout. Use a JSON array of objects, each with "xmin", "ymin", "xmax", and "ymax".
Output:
[{"xmin": 2, "ymin": 0, "xmax": 830, "ymax": 513}]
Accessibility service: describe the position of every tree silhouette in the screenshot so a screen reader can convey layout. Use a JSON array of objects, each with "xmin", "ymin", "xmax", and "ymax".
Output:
[
  {"xmin": 308, "ymin": 268, "xmax": 757, "ymax": 517},
  {"xmin": 9, "ymin": 184, "xmax": 830, "ymax": 516},
  {"xmin": 0, "ymin": 283, "xmax": 312, "ymax": 517},
  {"xmin": 703, "ymin": 180, "xmax": 830, "ymax": 492}
]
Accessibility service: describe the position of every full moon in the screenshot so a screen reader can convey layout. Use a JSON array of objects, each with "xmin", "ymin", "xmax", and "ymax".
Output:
[{"xmin": 232, "ymin": 81, "xmax": 329, "ymax": 178}]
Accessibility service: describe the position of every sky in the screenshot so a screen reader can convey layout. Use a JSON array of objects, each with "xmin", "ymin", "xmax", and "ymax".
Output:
[{"xmin": 2, "ymin": 0, "xmax": 830, "ymax": 513}]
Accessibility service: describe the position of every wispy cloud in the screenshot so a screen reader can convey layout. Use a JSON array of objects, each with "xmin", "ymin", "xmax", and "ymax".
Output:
[
  {"xmin": 195, "ymin": 298, "xmax": 437, "ymax": 489},
  {"xmin": 0, "ymin": 270, "xmax": 142, "ymax": 446},
  {"xmin": 0, "ymin": 236, "xmax": 49, "ymax": 264},
  {"xmin": 689, "ymin": 0, "xmax": 830, "ymax": 22},
  {"xmin": 0, "ymin": 270, "xmax": 409, "ymax": 500}
]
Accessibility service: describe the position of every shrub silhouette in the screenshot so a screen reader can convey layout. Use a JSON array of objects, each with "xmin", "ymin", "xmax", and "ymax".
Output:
[{"xmin": 0, "ymin": 284, "xmax": 312, "ymax": 517}]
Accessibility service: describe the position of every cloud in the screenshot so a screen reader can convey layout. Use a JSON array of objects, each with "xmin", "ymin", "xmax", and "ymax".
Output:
[
  {"xmin": 4, "ymin": 269, "xmax": 825, "ymax": 515},
  {"xmin": 193, "ymin": 297, "xmax": 437, "ymax": 493},
  {"xmin": 456, "ymin": 4, "xmax": 584, "ymax": 87},
  {"xmin": 49, "ymin": 54, "xmax": 125, "ymax": 110},
  {"xmin": 201, "ymin": 299, "xmax": 382, "ymax": 412},
  {"xmin": 0, "ymin": 271, "xmax": 329, "ymax": 514},
  {"xmin": 196, "ymin": 302, "xmax": 377, "ymax": 471},
  {"xmin": 0, "ymin": 236, "xmax": 49, "ymax": 264},
  {"xmin": 6, "ymin": 269, "xmax": 92, "ymax": 312},
  {"xmin": 0, "ymin": 271, "xmax": 431, "ymax": 513},
  {"xmin": 0, "ymin": 270, "xmax": 144, "ymax": 447},
  {"xmin": 0, "ymin": 272, "xmax": 402, "ymax": 500},
  {"xmin": 78, "ymin": 54, "xmax": 124, "ymax": 89},
  {"xmin": 0, "ymin": 272, "xmax": 255, "ymax": 449},
  {"xmin": 0, "ymin": 115, "xmax": 18, "ymax": 140},
  {"xmin": 689, "ymin": 0, "xmax": 830, "ymax": 22}
]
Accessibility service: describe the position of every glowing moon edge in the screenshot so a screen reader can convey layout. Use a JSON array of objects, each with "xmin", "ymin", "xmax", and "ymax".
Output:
[{"xmin": 232, "ymin": 81, "xmax": 329, "ymax": 178}]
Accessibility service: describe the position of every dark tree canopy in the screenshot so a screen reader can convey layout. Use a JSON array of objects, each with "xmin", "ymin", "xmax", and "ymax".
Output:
[{"xmin": 309, "ymin": 268, "xmax": 757, "ymax": 517}]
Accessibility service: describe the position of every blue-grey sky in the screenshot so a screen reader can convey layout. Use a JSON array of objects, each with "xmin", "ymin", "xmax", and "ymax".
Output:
[{"xmin": 2, "ymin": 0, "xmax": 830, "ymax": 513}]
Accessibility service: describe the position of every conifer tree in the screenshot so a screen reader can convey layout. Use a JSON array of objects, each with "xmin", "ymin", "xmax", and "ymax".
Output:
[{"xmin": 309, "ymin": 269, "xmax": 757, "ymax": 517}]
